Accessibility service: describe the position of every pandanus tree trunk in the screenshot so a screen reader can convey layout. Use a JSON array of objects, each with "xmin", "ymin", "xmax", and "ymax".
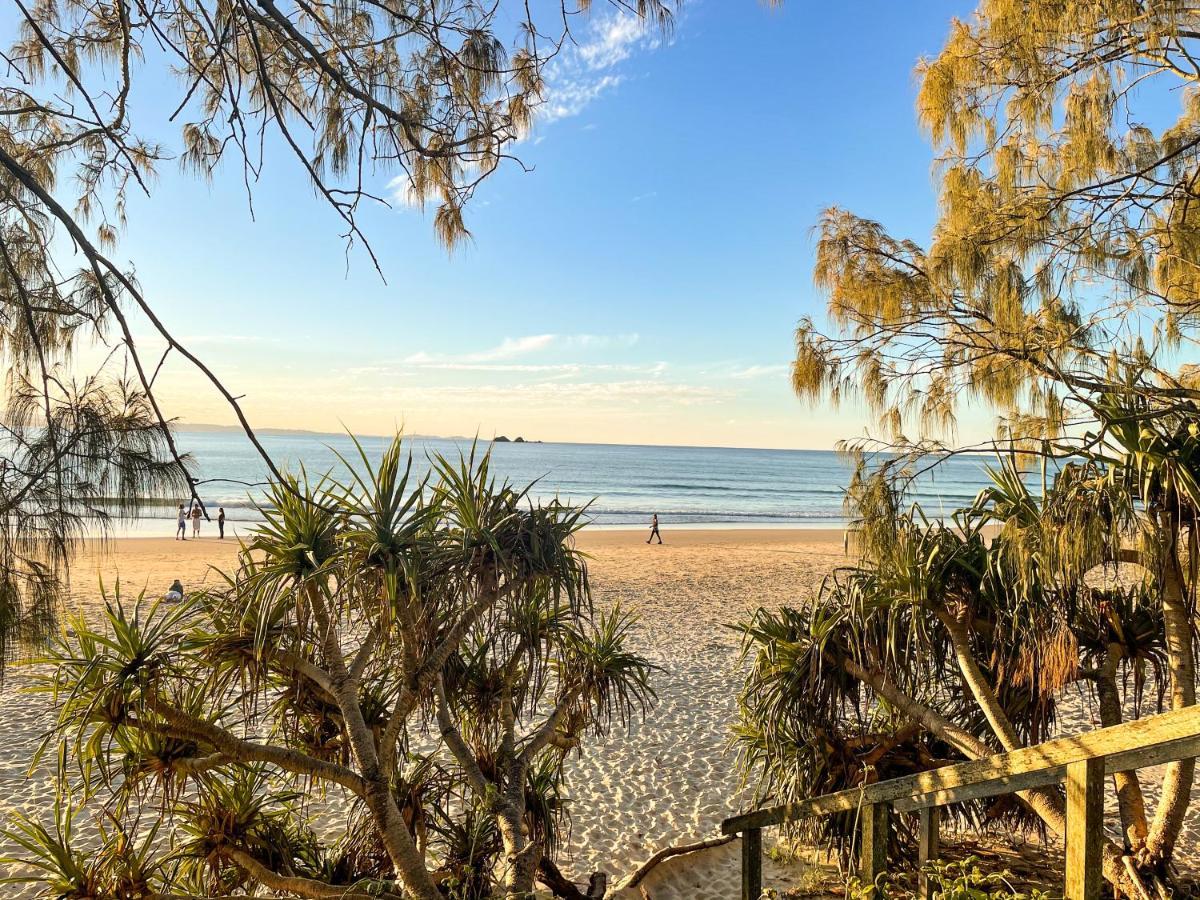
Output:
[
  {"xmin": 1145, "ymin": 517, "xmax": 1196, "ymax": 867},
  {"xmin": 498, "ymin": 808, "xmax": 542, "ymax": 898},
  {"xmin": 938, "ymin": 609, "xmax": 1171, "ymax": 896},
  {"xmin": 940, "ymin": 610, "xmax": 1023, "ymax": 752},
  {"xmin": 1097, "ymin": 643, "xmax": 1150, "ymax": 852},
  {"xmin": 307, "ymin": 583, "xmax": 445, "ymax": 900},
  {"xmin": 437, "ymin": 680, "xmax": 554, "ymax": 898},
  {"xmin": 496, "ymin": 752, "xmax": 541, "ymax": 898}
]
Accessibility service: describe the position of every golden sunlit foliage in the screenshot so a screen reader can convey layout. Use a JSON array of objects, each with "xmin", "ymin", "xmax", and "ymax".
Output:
[{"xmin": 797, "ymin": 0, "xmax": 1200, "ymax": 449}]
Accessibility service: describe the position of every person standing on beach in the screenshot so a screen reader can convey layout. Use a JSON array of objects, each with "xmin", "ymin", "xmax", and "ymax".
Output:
[
  {"xmin": 218, "ymin": 507, "xmax": 226, "ymax": 540},
  {"xmin": 647, "ymin": 513, "xmax": 662, "ymax": 544},
  {"xmin": 190, "ymin": 503, "xmax": 202, "ymax": 538},
  {"xmin": 176, "ymin": 504, "xmax": 188, "ymax": 540}
]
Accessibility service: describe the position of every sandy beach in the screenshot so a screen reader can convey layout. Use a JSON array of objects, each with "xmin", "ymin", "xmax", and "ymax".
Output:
[{"xmin": 0, "ymin": 528, "xmax": 1194, "ymax": 898}]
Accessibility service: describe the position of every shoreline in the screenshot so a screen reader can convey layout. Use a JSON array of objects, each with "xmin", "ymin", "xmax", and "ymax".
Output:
[{"xmin": 82, "ymin": 526, "xmax": 852, "ymax": 548}]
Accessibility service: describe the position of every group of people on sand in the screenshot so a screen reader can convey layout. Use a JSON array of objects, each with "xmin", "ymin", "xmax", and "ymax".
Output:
[
  {"xmin": 173, "ymin": 505, "xmax": 655, "ymax": 543},
  {"xmin": 161, "ymin": 512, "xmax": 658, "ymax": 599},
  {"xmin": 175, "ymin": 501, "xmax": 226, "ymax": 540}
]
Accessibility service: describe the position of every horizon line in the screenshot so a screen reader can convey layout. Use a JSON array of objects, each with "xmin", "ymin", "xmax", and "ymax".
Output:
[{"xmin": 174, "ymin": 421, "xmax": 842, "ymax": 454}]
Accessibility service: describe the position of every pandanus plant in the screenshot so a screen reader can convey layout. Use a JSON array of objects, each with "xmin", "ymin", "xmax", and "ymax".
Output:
[
  {"xmin": 735, "ymin": 421, "xmax": 1196, "ymax": 896},
  {"xmin": 734, "ymin": 490, "xmax": 1050, "ymax": 862},
  {"xmin": 4, "ymin": 435, "xmax": 656, "ymax": 899}
]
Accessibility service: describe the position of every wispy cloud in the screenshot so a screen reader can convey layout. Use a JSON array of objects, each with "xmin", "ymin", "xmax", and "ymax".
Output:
[
  {"xmin": 729, "ymin": 364, "xmax": 790, "ymax": 380},
  {"xmin": 565, "ymin": 333, "xmax": 641, "ymax": 350},
  {"xmin": 387, "ymin": 168, "xmax": 481, "ymax": 210},
  {"xmin": 404, "ymin": 333, "xmax": 640, "ymax": 365},
  {"xmin": 541, "ymin": 74, "xmax": 626, "ymax": 124},
  {"xmin": 383, "ymin": 362, "xmax": 667, "ymax": 378},
  {"xmin": 539, "ymin": 12, "xmax": 666, "ymax": 124},
  {"xmin": 344, "ymin": 379, "xmax": 729, "ymax": 409},
  {"xmin": 388, "ymin": 11, "xmax": 668, "ymax": 208}
]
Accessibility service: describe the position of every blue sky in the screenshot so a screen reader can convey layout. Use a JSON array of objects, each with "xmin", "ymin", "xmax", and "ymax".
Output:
[{"xmin": 96, "ymin": 1, "xmax": 978, "ymax": 448}]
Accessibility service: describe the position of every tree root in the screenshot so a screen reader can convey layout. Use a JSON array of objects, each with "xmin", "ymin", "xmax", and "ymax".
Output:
[
  {"xmin": 614, "ymin": 834, "xmax": 737, "ymax": 892},
  {"xmin": 1119, "ymin": 853, "xmax": 1176, "ymax": 900},
  {"xmin": 537, "ymin": 856, "xmax": 608, "ymax": 899},
  {"xmin": 1123, "ymin": 855, "xmax": 1156, "ymax": 900}
]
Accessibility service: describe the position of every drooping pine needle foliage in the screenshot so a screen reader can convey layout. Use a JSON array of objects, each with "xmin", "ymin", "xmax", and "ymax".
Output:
[
  {"xmin": 0, "ymin": 246, "xmax": 186, "ymax": 668},
  {"xmin": 6, "ymin": 436, "xmax": 656, "ymax": 900},
  {"xmin": 796, "ymin": 1, "xmax": 1200, "ymax": 446},
  {"xmin": 784, "ymin": 1, "xmax": 1200, "ymax": 889}
]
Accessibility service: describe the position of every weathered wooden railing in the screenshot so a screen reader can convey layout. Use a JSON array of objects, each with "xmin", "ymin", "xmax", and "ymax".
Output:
[{"xmin": 722, "ymin": 705, "xmax": 1200, "ymax": 900}]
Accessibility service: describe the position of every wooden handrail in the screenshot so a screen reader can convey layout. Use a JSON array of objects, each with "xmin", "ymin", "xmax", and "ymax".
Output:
[
  {"xmin": 722, "ymin": 705, "xmax": 1200, "ymax": 833},
  {"xmin": 722, "ymin": 705, "xmax": 1200, "ymax": 900}
]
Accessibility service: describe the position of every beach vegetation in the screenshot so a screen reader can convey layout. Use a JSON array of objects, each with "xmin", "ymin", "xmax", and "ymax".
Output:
[
  {"xmin": 842, "ymin": 858, "xmax": 1056, "ymax": 900},
  {"xmin": 777, "ymin": 1, "xmax": 1200, "ymax": 894},
  {"xmin": 735, "ymin": 458, "xmax": 1176, "ymax": 888},
  {"xmin": 8, "ymin": 437, "xmax": 655, "ymax": 899}
]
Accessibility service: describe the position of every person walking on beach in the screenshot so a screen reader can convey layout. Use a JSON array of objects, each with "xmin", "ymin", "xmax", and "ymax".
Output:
[
  {"xmin": 647, "ymin": 513, "xmax": 662, "ymax": 544},
  {"xmin": 218, "ymin": 507, "xmax": 226, "ymax": 540},
  {"xmin": 176, "ymin": 504, "xmax": 188, "ymax": 541},
  {"xmin": 190, "ymin": 503, "xmax": 202, "ymax": 538}
]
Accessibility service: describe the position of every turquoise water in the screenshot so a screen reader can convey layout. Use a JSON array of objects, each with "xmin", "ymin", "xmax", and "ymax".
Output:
[{"xmin": 124, "ymin": 431, "xmax": 1012, "ymax": 535}]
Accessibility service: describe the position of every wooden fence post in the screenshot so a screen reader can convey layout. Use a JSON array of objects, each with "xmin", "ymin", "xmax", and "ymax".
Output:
[
  {"xmin": 917, "ymin": 806, "xmax": 940, "ymax": 900},
  {"xmin": 1064, "ymin": 758, "xmax": 1104, "ymax": 900},
  {"xmin": 859, "ymin": 802, "xmax": 890, "ymax": 884},
  {"xmin": 741, "ymin": 827, "xmax": 762, "ymax": 900}
]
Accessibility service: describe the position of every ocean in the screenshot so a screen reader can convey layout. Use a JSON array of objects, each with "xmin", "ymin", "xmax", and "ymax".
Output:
[{"xmin": 123, "ymin": 430, "xmax": 1014, "ymax": 537}]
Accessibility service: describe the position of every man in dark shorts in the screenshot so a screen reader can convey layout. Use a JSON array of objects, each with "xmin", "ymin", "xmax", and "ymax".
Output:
[
  {"xmin": 218, "ymin": 507, "xmax": 226, "ymax": 539},
  {"xmin": 647, "ymin": 513, "xmax": 662, "ymax": 544}
]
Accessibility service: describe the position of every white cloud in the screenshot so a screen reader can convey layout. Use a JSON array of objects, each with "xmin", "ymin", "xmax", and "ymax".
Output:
[
  {"xmin": 387, "ymin": 175, "xmax": 420, "ymax": 209},
  {"xmin": 403, "ymin": 335, "xmax": 552, "ymax": 364},
  {"xmin": 539, "ymin": 12, "xmax": 665, "ymax": 124},
  {"xmin": 541, "ymin": 74, "xmax": 624, "ymax": 123},
  {"xmin": 729, "ymin": 364, "xmax": 790, "ymax": 380},
  {"xmin": 579, "ymin": 14, "xmax": 654, "ymax": 70},
  {"xmin": 475, "ymin": 334, "xmax": 557, "ymax": 361},
  {"xmin": 564, "ymin": 333, "xmax": 640, "ymax": 350},
  {"xmin": 403, "ymin": 333, "xmax": 639, "ymax": 365},
  {"xmin": 387, "ymin": 163, "xmax": 483, "ymax": 209},
  {"xmin": 346, "ymin": 379, "xmax": 730, "ymax": 409}
]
